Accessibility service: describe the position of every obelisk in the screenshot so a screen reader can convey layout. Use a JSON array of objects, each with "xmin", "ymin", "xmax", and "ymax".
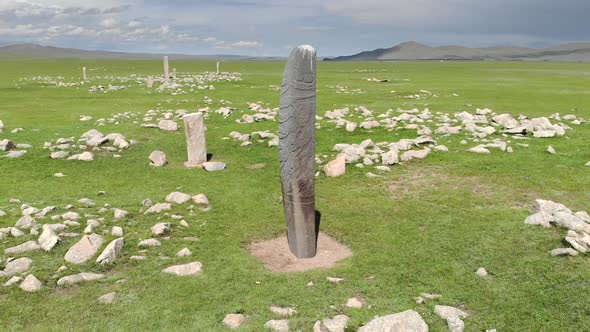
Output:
[
  {"xmin": 82, "ymin": 67, "xmax": 87, "ymax": 81},
  {"xmin": 216, "ymin": 61, "xmax": 220, "ymax": 75},
  {"xmin": 279, "ymin": 45, "xmax": 317, "ymax": 258}
]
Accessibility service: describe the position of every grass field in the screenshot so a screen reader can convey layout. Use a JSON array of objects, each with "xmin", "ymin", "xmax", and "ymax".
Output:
[{"xmin": 0, "ymin": 58, "xmax": 589, "ymax": 331}]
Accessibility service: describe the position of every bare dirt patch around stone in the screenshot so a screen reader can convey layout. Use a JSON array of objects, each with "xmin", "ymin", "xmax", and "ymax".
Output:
[{"xmin": 247, "ymin": 232, "xmax": 352, "ymax": 273}]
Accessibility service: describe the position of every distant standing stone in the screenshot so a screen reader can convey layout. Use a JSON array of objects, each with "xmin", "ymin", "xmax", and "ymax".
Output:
[
  {"xmin": 202, "ymin": 161, "xmax": 226, "ymax": 172},
  {"xmin": 183, "ymin": 113, "xmax": 207, "ymax": 167},
  {"xmin": 162, "ymin": 261, "xmax": 203, "ymax": 276},
  {"xmin": 149, "ymin": 150, "xmax": 167, "ymax": 167},
  {"xmin": 82, "ymin": 66, "xmax": 87, "ymax": 81},
  {"xmin": 222, "ymin": 313, "xmax": 246, "ymax": 329},
  {"xmin": 163, "ymin": 55, "xmax": 170, "ymax": 80},
  {"xmin": 19, "ymin": 274, "xmax": 42, "ymax": 292},
  {"xmin": 64, "ymin": 233, "xmax": 104, "ymax": 264}
]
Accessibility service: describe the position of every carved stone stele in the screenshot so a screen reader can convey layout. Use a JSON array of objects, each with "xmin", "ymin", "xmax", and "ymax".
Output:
[
  {"xmin": 183, "ymin": 112, "xmax": 207, "ymax": 167},
  {"xmin": 279, "ymin": 45, "xmax": 317, "ymax": 258}
]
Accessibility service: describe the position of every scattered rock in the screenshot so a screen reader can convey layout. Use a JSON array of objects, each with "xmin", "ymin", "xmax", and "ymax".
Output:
[
  {"xmin": 0, "ymin": 139, "xmax": 16, "ymax": 151},
  {"xmin": 264, "ymin": 319, "xmax": 289, "ymax": 332},
  {"xmin": 5, "ymin": 240, "xmax": 41, "ymax": 255},
  {"xmin": 162, "ymin": 261, "xmax": 203, "ymax": 276},
  {"xmin": 176, "ymin": 248, "xmax": 192, "ymax": 257},
  {"xmin": 138, "ymin": 238, "xmax": 161, "ymax": 247},
  {"xmin": 111, "ymin": 226, "xmax": 123, "ymax": 237},
  {"xmin": 57, "ymin": 272, "xmax": 105, "ymax": 286},
  {"xmin": 202, "ymin": 161, "xmax": 226, "ymax": 171},
  {"xmin": 546, "ymin": 146, "xmax": 556, "ymax": 154},
  {"xmin": 19, "ymin": 274, "xmax": 42, "ymax": 292},
  {"xmin": 149, "ymin": 150, "xmax": 167, "ymax": 166},
  {"xmin": 113, "ymin": 209, "xmax": 128, "ymax": 219},
  {"xmin": 64, "ymin": 233, "xmax": 105, "ymax": 264},
  {"xmin": 476, "ymin": 267, "xmax": 488, "ymax": 277},
  {"xmin": 434, "ymin": 305, "xmax": 468, "ymax": 320},
  {"xmin": 38, "ymin": 224, "xmax": 61, "ymax": 251},
  {"xmin": 550, "ymin": 248, "xmax": 578, "ymax": 256},
  {"xmin": 345, "ymin": 297, "xmax": 363, "ymax": 308},
  {"xmin": 4, "ymin": 276, "xmax": 22, "ymax": 287},
  {"xmin": 144, "ymin": 203, "xmax": 171, "ymax": 214},
  {"xmin": 98, "ymin": 292, "xmax": 117, "ymax": 304},
  {"xmin": 313, "ymin": 315, "xmax": 349, "ymax": 332},
  {"xmin": 270, "ymin": 305, "xmax": 297, "ymax": 317},
  {"xmin": 96, "ymin": 237, "xmax": 124, "ymax": 265},
  {"xmin": 15, "ymin": 215, "xmax": 36, "ymax": 229},
  {"xmin": 0, "ymin": 257, "xmax": 33, "ymax": 277},
  {"xmin": 326, "ymin": 277, "xmax": 345, "ymax": 284},
  {"xmin": 324, "ymin": 155, "xmax": 346, "ymax": 177},
  {"xmin": 151, "ymin": 223, "xmax": 171, "ymax": 236},
  {"xmin": 78, "ymin": 152, "xmax": 94, "ymax": 161},
  {"xmin": 158, "ymin": 119, "xmax": 178, "ymax": 131},
  {"xmin": 358, "ymin": 310, "xmax": 428, "ymax": 332},
  {"xmin": 166, "ymin": 192, "xmax": 191, "ymax": 204},
  {"xmin": 222, "ymin": 313, "xmax": 246, "ymax": 329}
]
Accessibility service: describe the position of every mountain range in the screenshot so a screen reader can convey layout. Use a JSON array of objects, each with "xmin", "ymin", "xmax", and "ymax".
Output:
[
  {"xmin": 326, "ymin": 41, "xmax": 590, "ymax": 62},
  {"xmin": 0, "ymin": 43, "xmax": 281, "ymax": 61}
]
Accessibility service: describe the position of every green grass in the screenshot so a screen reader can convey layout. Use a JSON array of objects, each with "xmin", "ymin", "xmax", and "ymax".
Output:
[{"xmin": 0, "ymin": 58, "xmax": 589, "ymax": 331}]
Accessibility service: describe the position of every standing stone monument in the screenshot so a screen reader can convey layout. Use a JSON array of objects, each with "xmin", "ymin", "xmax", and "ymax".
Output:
[
  {"xmin": 183, "ymin": 112, "xmax": 207, "ymax": 167},
  {"xmin": 172, "ymin": 68, "xmax": 177, "ymax": 79},
  {"xmin": 163, "ymin": 56, "xmax": 170, "ymax": 81},
  {"xmin": 216, "ymin": 61, "xmax": 220, "ymax": 75},
  {"xmin": 82, "ymin": 67, "xmax": 87, "ymax": 81},
  {"xmin": 279, "ymin": 45, "xmax": 317, "ymax": 258}
]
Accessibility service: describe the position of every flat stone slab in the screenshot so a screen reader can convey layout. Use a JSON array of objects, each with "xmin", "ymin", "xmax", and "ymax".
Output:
[
  {"xmin": 57, "ymin": 272, "xmax": 105, "ymax": 286},
  {"xmin": 247, "ymin": 232, "xmax": 352, "ymax": 273},
  {"xmin": 162, "ymin": 261, "xmax": 203, "ymax": 276}
]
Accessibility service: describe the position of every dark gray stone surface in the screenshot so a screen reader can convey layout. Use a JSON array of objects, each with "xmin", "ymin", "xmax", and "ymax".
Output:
[{"xmin": 279, "ymin": 45, "xmax": 317, "ymax": 258}]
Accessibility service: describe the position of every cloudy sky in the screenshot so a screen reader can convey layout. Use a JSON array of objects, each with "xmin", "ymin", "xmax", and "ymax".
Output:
[{"xmin": 0, "ymin": 0, "xmax": 588, "ymax": 56}]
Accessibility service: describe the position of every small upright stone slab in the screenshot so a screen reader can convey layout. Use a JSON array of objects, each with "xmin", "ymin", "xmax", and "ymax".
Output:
[
  {"xmin": 82, "ymin": 66, "xmax": 87, "ymax": 81},
  {"xmin": 183, "ymin": 112, "xmax": 207, "ymax": 167}
]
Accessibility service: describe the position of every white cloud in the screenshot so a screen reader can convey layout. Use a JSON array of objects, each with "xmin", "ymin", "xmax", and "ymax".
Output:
[
  {"xmin": 99, "ymin": 17, "xmax": 117, "ymax": 28},
  {"xmin": 215, "ymin": 40, "xmax": 261, "ymax": 49},
  {"xmin": 128, "ymin": 20, "xmax": 142, "ymax": 28}
]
